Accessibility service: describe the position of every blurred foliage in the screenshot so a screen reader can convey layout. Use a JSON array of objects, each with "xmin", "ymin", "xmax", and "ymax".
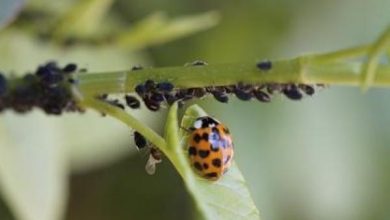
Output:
[{"xmin": 0, "ymin": 0, "xmax": 390, "ymax": 220}]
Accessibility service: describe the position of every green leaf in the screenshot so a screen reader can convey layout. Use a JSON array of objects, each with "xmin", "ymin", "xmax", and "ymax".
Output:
[
  {"xmin": 52, "ymin": 0, "xmax": 114, "ymax": 39},
  {"xmin": 0, "ymin": 0, "xmax": 24, "ymax": 30},
  {"xmin": 115, "ymin": 11, "xmax": 220, "ymax": 50},
  {"xmin": 164, "ymin": 104, "xmax": 260, "ymax": 220},
  {"xmin": 0, "ymin": 111, "xmax": 67, "ymax": 220}
]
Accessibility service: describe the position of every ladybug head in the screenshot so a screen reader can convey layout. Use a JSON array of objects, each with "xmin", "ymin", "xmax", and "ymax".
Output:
[{"xmin": 193, "ymin": 116, "xmax": 220, "ymax": 129}]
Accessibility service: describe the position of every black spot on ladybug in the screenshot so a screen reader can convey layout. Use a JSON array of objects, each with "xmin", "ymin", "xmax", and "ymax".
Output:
[
  {"xmin": 210, "ymin": 144, "xmax": 219, "ymax": 152},
  {"xmin": 193, "ymin": 133, "xmax": 202, "ymax": 143},
  {"xmin": 188, "ymin": 146, "xmax": 197, "ymax": 156},
  {"xmin": 211, "ymin": 127, "xmax": 219, "ymax": 134},
  {"xmin": 125, "ymin": 95, "xmax": 141, "ymax": 109},
  {"xmin": 212, "ymin": 158, "xmax": 222, "ymax": 168},
  {"xmin": 198, "ymin": 150, "xmax": 210, "ymax": 158},
  {"xmin": 204, "ymin": 172, "xmax": 218, "ymax": 178},
  {"xmin": 201, "ymin": 133, "xmax": 209, "ymax": 141},
  {"xmin": 194, "ymin": 162, "xmax": 203, "ymax": 171},
  {"xmin": 256, "ymin": 59, "xmax": 272, "ymax": 71},
  {"xmin": 203, "ymin": 163, "xmax": 209, "ymax": 169}
]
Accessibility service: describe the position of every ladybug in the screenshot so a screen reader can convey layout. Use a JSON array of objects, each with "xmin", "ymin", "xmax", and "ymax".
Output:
[{"xmin": 188, "ymin": 116, "xmax": 234, "ymax": 181}]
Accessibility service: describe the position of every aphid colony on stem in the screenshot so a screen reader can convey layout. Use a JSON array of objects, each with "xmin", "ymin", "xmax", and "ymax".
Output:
[
  {"xmin": 0, "ymin": 60, "xmax": 324, "ymax": 114},
  {"xmin": 0, "ymin": 62, "xmax": 82, "ymax": 114},
  {"xmin": 99, "ymin": 60, "xmax": 322, "ymax": 112}
]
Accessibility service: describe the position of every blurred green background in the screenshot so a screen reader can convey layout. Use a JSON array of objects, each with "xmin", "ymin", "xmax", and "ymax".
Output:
[{"xmin": 0, "ymin": 0, "xmax": 389, "ymax": 220}]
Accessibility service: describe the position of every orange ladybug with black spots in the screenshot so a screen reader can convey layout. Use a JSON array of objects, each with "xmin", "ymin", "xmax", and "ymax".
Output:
[{"xmin": 188, "ymin": 116, "xmax": 234, "ymax": 181}]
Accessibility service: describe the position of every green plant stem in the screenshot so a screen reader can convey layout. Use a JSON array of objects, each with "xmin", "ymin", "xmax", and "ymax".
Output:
[
  {"xmin": 80, "ymin": 97, "xmax": 167, "ymax": 151},
  {"xmin": 360, "ymin": 26, "xmax": 390, "ymax": 91},
  {"xmin": 310, "ymin": 44, "xmax": 371, "ymax": 63},
  {"xmin": 76, "ymin": 58, "xmax": 390, "ymax": 97}
]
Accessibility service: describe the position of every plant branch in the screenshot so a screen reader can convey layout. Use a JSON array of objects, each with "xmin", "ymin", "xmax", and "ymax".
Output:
[
  {"xmin": 80, "ymin": 97, "xmax": 167, "ymax": 151},
  {"xmin": 76, "ymin": 58, "xmax": 390, "ymax": 97}
]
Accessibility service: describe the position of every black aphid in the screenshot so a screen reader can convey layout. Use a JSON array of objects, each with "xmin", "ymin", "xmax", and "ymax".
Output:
[
  {"xmin": 253, "ymin": 89, "xmax": 271, "ymax": 102},
  {"xmin": 191, "ymin": 60, "xmax": 208, "ymax": 66},
  {"xmin": 131, "ymin": 65, "xmax": 143, "ymax": 71},
  {"xmin": 283, "ymin": 85, "xmax": 303, "ymax": 100},
  {"xmin": 256, "ymin": 59, "xmax": 272, "ymax": 71},
  {"xmin": 62, "ymin": 63, "xmax": 77, "ymax": 73},
  {"xmin": 298, "ymin": 84, "xmax": 315, "ymax": 95},
  {"xmin": 125, "ymin": 95, "xmax": 141, "ymax": 109},
  {"xmin": 156, "ymin": 82, "xmax": 174, "ymax": 92},
  {"xmin": 134, "ymin": 131, "xmax": 147, "ymax": 149}
]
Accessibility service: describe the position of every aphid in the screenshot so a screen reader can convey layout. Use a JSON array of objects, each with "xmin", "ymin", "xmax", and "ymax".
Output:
[
  {"xmin": 256, "ymin": 59, "xmax": 272, "ymax": 71},
  {"xmin": 164, "ymin": 94, "xmax": 177, "ymax": 105},
  {"xmin": 189, "ymin": 88, "xmax": 206, "ymax": 98},
  {"xmin": 144, "ymin": 79, "xmax": 156, "ymax": 92},
  {"xmin": 191, "ymin": 60, "xmax": 208, "ymax": 66},
  {"xmin": 62, "ymin": 63, "xmax": 77, "ymax": 73},
  {"xmin": 125, "ymin": 95, "xmax": 141, "ymax": 109},
  {"xmin": 135, "ymin": 84, "xmax": 146, "ymax": 98},
  {"xmin": 107, "ymin": 99, "xmax": 125, "ymax": 110},
  {"xmin": 133, "ymin": 131, "xmax": 147, "ymax": 150},
  {"xmin": 156, "ymin": 82, "xmax": 174, "ymax": 93},
  {"xmin": 298, "ymin": 84, "xmax": 315, "ymax": 96},
  {"xmin": 223, "ymin": 85, "xmax": 235, "ymax": 94},
  {"xmin": 266, "ymin": 83, "xmax": 282, "ymax": 94},
  {"xmin": 187, "ymin": 116, "xmax": 234, "ymax": 181},
  {"xmin": 144, "ymin": 98, "xmax": 160, "ymax": 111},
  {"xmin": 175, "ymin": 89, "xmax": 193, "ymax": 101},
  {"xmin": 79, "ymin": 68, "xmax": 88, "ymax": 73},
  {"xmin": 211, "ymin": 91, "xmax": 229, "ymax": 103},
  {"xmin": 0, "ymin": 73, "xmax": 7, "ymax": 95},
  {"xmin": 150, "ymin": 92, "xmax": 165, "ymax": 102},
  {"xmin": 131, "ymin": 65, "xmax": 143, "ymax": 71},
  {"xmin": 253, "ymin": 89, "xmax": 271, "ymax": 102},
  {"xmin": 97, "ymin": 93, "xmax": 108, "ymax": 100},
  {"xmin": 145, "ymin": 147, "xmax": 162, "ymax": 175},
  {"xmin": 132, "ymin": 132, "xmax": 162, "ymax": 175},
  {"xmin": 233, "ymin": 83, "xmax": 253, "ymax": 101},
  {"xmin": 283, "ymin": 84, "xmax": 302, "ymax": 100}
]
